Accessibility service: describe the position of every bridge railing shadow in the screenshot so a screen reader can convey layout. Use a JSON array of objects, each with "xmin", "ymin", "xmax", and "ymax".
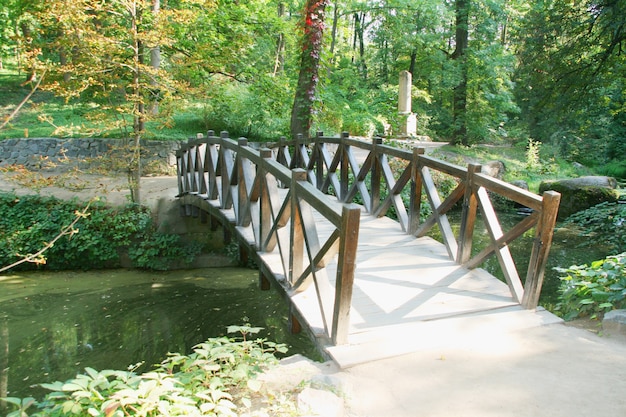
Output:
[{"xmin": 269, "ymin": 132, "xmax": 560, "ymax": 309}]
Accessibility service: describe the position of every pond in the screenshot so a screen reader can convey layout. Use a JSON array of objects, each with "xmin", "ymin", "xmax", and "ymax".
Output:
[
  {"xmin": 433, "ymin": 210, "xmax": 611, "ymax": 307},
  {"xmin": 0, "ymin": 212, "xmax": 609, "ymax": 402},
  {"xmin": 0, "ymin": 268, "xmax": 320, "ymax": 399}
]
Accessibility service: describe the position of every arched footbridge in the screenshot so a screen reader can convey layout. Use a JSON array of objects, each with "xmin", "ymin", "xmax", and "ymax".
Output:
[{"xmin": 176, "ymin": 132, "xmax": 562, "ymax": 367}]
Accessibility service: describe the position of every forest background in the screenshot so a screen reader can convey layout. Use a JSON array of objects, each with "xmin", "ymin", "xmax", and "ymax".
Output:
[{"xmin": 0, "ymin": 0, "xmax": 625, "ymax": 181}]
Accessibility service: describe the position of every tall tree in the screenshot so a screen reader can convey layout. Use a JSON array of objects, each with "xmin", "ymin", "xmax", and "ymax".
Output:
[
  {"xmin": 290, "ymin": 0, "xmax": 330, "ymax": 138},
  {"xmin": 31, "ymin": 0, "xmax": 186, "ymax": 203},
  {"xmin": 451, "ymin": 0, "xmax": 469, "ymax": 145}
]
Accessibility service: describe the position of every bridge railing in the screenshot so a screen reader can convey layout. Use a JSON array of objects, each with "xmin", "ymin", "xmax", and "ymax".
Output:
[
  {"xmin": 176, "ymin": 131, "xmax": 360, "ymax": 345},
  {"xmin": 268, "ymin": 132, "xmax": 561, "ymax": 309}
]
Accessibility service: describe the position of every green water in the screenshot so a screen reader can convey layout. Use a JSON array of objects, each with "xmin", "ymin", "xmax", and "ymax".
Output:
[
  {"xmin": 429, "ymin": 211, "xmax": 611, "ymax": 306},
  {"xmin": 0, "ymin": 268, "xmax": 319, "ymax": 399}
]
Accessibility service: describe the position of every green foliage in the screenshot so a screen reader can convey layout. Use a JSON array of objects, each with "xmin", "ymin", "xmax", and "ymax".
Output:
[
  {"xmin": 1, "ymin": 325, "xmax": 291, "ymax": 416},
  {"xmin": 199, "ymin": 77, "xmax": 292, "ymax": 141},
  {"xmin": 554, "ymin": 253, "xmax": 626, "ymax": 320},
  {"xmin": 0, "ymin": 192, "xmax": 200, "ymax": 271},
  {"xmin": 564, "ymin": 202, "xmax": 626, "ymax": 254},
  {"xmin": 525, "ymin": 138, "xmax": 541, "ymax": 171}
]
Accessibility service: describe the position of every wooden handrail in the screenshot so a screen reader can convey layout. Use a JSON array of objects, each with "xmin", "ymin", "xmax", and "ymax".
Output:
[
  {"xmin": 177, "ymin": 130, "xmax": 560, "ymax": 345},
  {"xmin": 263, "ymin": 132, "xmax": 560, "ymax": 309},
  {"xmin": 177, "ymin": 131, "xmax": 360, "ymax": 344}
]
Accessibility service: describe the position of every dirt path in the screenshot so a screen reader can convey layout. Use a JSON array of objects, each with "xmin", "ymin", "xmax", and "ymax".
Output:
[{"xmin": 0, "ymin": 169, "xmax": 179, "ymax": 210}]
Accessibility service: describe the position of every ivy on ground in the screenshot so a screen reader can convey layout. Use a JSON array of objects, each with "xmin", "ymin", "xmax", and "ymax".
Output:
[{"xmin": 0, "ymin": 192, "xmax": 201, "ymax": 271}]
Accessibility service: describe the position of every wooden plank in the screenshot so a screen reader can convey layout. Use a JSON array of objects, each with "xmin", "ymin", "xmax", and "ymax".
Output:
[{"xmin": 331, "ymin": 205, "xmax": 360, "ymax": 344}]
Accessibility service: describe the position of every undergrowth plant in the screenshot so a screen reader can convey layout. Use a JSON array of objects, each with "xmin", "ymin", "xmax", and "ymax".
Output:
[
  {"xmin": 554, "ymin": 253, "xmax": 626, "ymax": 320},
  {"xmin": 0, "ymin": 192, "xmax": 201, "ymax": 271},
  {"xmin": 1, "ymin": 324, "xmax": 293, "ymax": 417}
]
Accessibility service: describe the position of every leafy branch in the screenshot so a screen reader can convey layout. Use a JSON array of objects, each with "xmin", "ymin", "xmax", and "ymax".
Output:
[
  {"xmin": 0, "ymin": 200, "xmax": 91, "ymax": 273},
  {"xmin": 0, "ymin": 69, "xmax": 47, "ymax": 131}
]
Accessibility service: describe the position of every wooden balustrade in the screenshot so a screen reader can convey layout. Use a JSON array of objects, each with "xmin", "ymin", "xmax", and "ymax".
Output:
[
  {"xmin": 177, "ymin": 130, "xmax": 561, "ymax": 345},
  {"xmin": 267, "ymin": 132, "xmax": 560, "ymax": 309},
  {"xmin": 177, "ymin": 131, "xmax": 360, "ymax": 344}
]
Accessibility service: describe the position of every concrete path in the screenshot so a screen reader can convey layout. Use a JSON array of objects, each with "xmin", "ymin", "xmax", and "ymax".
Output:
[{"xmin": 338, "ymin": 321, "xmax": 626, "ymax": 417}]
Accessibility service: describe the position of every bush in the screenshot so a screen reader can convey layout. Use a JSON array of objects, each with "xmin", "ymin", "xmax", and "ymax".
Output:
[
  {"xmin": 554, "ymin": 253, "xmax": 626, "ymax": 320},
  {"xmin": 0, "ymin": 192, "xmax": 200, "ymax": 271},
  {"xmin": 1, "ymin": 325, "xmax": 292, "ymax": 417}
]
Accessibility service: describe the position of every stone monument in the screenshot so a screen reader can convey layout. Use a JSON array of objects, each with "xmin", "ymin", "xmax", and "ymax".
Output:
[{"xmin": 398, "ymin": 70, "xmax": 417, "ymax": 138}]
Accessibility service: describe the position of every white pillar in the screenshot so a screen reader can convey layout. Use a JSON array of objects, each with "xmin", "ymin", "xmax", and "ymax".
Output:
[{"xmin": 398, "ymin": 71, "xmax": 417, "ymax": 138}]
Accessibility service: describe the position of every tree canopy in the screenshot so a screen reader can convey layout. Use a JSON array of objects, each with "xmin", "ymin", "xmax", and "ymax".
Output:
[{"xmin": 1, "ymin": 0, "xmax": 625, "ymax": 175}]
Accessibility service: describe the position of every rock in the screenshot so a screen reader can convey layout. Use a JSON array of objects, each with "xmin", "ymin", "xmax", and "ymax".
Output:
[
  {"xmin": 297, "ymin": 387, "xmax": 345, "ymax": 417},
  {"xmin": 602, "ymin": 309, "xmax": 626, "ymax": 338},
  {"xmin": 539, "ymin": 176, "xmax": 619, "ymax": 220},
  {"xmin": 482, "ymin": 160, "xmax": 506, "ymax": 179},
  {"xmin": 510, "ymin": 180, "xmax": 529, "ymax": 191},
  {"xmin": 257, "ymin": 354, "xmax": 328, "ymax": 393}
]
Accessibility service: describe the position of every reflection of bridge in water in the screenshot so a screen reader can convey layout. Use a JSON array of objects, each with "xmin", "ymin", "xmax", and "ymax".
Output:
[{"xmin": 176, "ymin": 132, "xmax": 561, "ymax": 368}]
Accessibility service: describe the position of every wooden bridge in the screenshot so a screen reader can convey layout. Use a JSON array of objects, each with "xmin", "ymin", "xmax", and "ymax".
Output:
[{"xmin": 176, "ymin": 132, "xmax": 561, "ymax": 367}]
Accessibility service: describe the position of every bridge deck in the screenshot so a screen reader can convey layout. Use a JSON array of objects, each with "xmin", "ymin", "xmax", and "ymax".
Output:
[{"xmin": 244, "ymin": 206, "xmax": 561, "ymax": 368}]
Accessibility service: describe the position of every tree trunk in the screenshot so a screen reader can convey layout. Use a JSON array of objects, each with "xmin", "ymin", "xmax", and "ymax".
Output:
[
  {"xmin": 290, "ymin": 0, "xmax": 329, "ymax": 139},
  {"xmin": 130, "ymin": 0, "xmax": 143, "ymax": 204},
  {"xmin": 150, "ymin": 0, "xmax": 161, "ymax": 115},
  {"xmin": 273, "ymin": 2, "xmax": 285, "ymax": 75},
  {"xmin": 451, "ymin": 0, "xmax": 469, "ymax": 146}
]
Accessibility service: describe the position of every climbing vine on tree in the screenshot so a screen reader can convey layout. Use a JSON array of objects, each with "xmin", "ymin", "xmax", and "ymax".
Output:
[{"xmin": 290, "ymin": 0, "xmax": 329, "ymax": 139}]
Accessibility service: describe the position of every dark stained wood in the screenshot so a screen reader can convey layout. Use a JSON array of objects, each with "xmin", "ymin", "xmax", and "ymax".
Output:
[
  {"xmin": 176, "ymin": 132, "xmax": 561, "ymax": 347},
  {"xmin": 457, "ymin": 163, "xmax": 481, "ymax": 263},
  {"xmin": 332, "ymin": 204, "xmax": 360, "ymax": 344},
  {"xmin": 522, "ymin": 191, "xmax": 561, "ymax": 308}
]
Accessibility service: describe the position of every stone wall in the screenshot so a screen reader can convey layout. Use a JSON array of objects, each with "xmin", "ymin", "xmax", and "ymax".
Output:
[{"xmin": 0, "ymin": 137, "xmax": 183, "ymax": 171}]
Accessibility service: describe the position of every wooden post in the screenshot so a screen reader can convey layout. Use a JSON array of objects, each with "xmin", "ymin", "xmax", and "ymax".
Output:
[
  {"xmin": 522, "ymin": 190, "xmax": 561, "ymax": 309},
  {"xmin": 370, "ymin": 137, "xmax": 383, "ymax": 213},
  {"xmin": 289, "ymin": 169, "xmax": 308, "ymax": 287},
  {"xmin": 289, "ymin": 307, "xmax": 302, "ymax": 334},
  {"xmin": 259, "ymin": 270, "xmax": 271, "ymax": 290},
  {"xmin": 259, "ymin": 149, "xmax": 272, "ymax": 251},
  {"xmin": 332, "ymin": 204, "xmax": 361, "ymax": 345},
  {"xmin": 219, "ymin": 131, "xmax": 232, "ymax": 209},
  {"xmin": 236, "ymin": 137, "xmax": 248, "ymax": 226},
  {"xmin": 408, "ymin": 147, "xmax": 425, "ymax": 234},
  {"xmin": 457, "ymin": 163, "xmax": 481, "ymax": 263},
  {"xmin": 339, "ymin": 132, "xmax": 349, "ymax": 201},
  {"xmin": 239, "ymin": 242, "xmax": 249, "ymax": 266},
  {"xmin": 314, "ymin": 131, "xmax": 324, "ymax": 189},
  {"xmin": 293, "ymin": 133, "xmax": 303, "ymax": 169}
]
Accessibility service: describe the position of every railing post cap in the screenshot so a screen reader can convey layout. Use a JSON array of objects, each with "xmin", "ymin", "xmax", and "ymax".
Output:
[
  {"xmin": 207, "ymin": 130, "xmax": 215, "ymax": 137},
  {"xmin": 238, "ymin": 137, "xmax": 248, "ymax": 146},
  {"xmin": 220, "ymin": 131, "xmax": 229, "ymax": 138},
  {"xmin": 291, "ymin": 168, "xmax": 307, "ymax": 181}
]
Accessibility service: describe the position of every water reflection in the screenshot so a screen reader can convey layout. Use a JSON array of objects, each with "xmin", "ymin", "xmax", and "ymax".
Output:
[
  {"xmin": 428, "ymin": 211, "xmax": 610, "ymax": 305},
  {"xmin": 0, "ymin": 268, "xmax": 319, "ymax": 398}
]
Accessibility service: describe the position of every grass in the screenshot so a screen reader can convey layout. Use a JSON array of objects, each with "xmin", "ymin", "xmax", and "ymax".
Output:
[
  {"xmin": 429, "ymin": 141, "xmax": 594, "ymax": 193},
  {"xmin": 0, "ymin": 65, "xmax": 207, "ymax": 141}
]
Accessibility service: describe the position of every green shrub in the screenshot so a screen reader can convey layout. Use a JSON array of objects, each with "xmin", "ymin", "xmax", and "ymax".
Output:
[
  {"xmin": 0, "ymin": 192, "xmax": 200, "ymax": 271},
  {"xmin": 1, "ymin": 325, "xmax": 291, "ymax": 417},
  {"xmin": 554, "ymin": 253, "xmax": 626, "ymax": 320}
]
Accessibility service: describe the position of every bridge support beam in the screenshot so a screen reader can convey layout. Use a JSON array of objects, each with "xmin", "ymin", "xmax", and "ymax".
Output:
[
  {"xmin": 259, "ymin": 271, "xmax": 271, "ymax": 290},
  {"xmin": 289, "ymin": 308, "xmax": 302, "ymax": 334}
]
